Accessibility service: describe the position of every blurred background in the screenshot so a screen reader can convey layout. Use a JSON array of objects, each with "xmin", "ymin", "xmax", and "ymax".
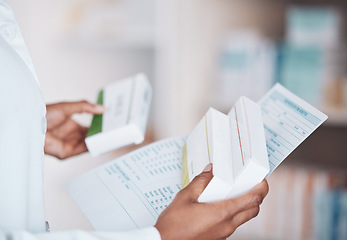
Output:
[{"xmin": 6, "ymin": 0, "xmax": 347, "ymax": 239}]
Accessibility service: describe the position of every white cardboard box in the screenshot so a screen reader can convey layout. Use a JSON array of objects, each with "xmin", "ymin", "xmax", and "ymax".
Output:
[
  {"xmin": 183, "ymin": 97, "xmax": 269, "ymax": 202},
  {"xmin": 85, "ymin": 73, "xmax": 152, "ymax": 156}
]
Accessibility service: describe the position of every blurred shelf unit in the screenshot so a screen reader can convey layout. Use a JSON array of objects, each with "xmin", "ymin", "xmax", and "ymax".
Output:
[
  {"xmin": 56, "ymin": 0, "xmax": 156, "ymax": 50},
  {"xmin": 52, "ymin": 0, "xmax": 347, "ymax": 137},
  {"xmin": 213, "ymin": 4, "xmax": 347, "ymax": 127},
  {"xmin": 230, "ymin": 164, "xmax": 347, "ymax": 240}
]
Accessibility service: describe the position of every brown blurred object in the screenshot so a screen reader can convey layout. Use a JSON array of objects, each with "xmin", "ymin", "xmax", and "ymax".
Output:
[{"xmin": 324, "ymin": 78, "xmax": 345, "ymax": 109}]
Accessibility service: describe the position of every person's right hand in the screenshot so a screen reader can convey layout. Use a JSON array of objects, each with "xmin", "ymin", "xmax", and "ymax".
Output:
[
  {"xmin": 155, "ymin": 163, "xmax": 269, "ymax": 240},
  {"xmin": 45, "ymin": 101, "xmax": 104, "ymax": 159}
]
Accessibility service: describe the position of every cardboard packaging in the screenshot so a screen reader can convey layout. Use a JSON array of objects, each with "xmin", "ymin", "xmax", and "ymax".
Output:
[{"xmin": 86, "ymin": 73, "xmax": 152, "ymax": 156}]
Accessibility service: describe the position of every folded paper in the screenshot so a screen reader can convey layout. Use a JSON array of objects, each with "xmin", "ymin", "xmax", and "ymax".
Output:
[{"xmin": 183, "ymin": 97, "xmax": 269, "ymax": 202}]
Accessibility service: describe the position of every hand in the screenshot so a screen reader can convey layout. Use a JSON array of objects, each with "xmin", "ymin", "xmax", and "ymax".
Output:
[
  {"xmin": 44, "ymin": 101, "xmax": 104, "ymax": 159},
  {"xmin": 155, "ymin": 164, "xmax": 269, "ymax": 240}
]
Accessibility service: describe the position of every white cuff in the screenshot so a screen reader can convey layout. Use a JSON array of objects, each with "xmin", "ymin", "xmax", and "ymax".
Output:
[
  {"xmin": 4, "ymin": 227, "xmax": 162, "ymax": 240},
  {"xmin": 89, "ymin": 227, "xmax": 162, "ymax": 240}
]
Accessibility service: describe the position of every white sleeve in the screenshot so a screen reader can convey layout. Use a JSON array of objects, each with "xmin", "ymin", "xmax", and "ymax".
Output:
[{"xmin": 0, "ymin": 227, "xmax": 162, "ymax": 240}]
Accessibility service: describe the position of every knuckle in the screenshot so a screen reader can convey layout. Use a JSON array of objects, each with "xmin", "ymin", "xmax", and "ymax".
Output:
[
  {"xmin": 60, "ymin": 146, "xmax": 74, "ymax": 159},
  {"xmin": 175, "ymin": 189, "xmax": 186, "ymax": 200},
  {"xmin": 259, "ymin": 180, "xmax": 269, "ymax": 196},
  {"xmin": 252, "ymin": 206, "xmax": 260, "ymax": 218},
  {"xmin": 57, "ymin": 152, "xmax": 67, "ymax": 160},
  {"xmin": 175, "ymin": 190, "xmax": 184, "ymax": 198},
  {"xmin": 80, "ymin": 100, "xmax": 93, "ymax": 111},
  {"xmin": 223, "ymin": 200, "xmax": 237, "ymax": 219},
  {"xmin": 188, "ymin": 176, "xmax": 204, "ymax": 189},
  {"xmin": 194, "ymin": 175, "xmax": 205, "ymax": 184},
  {"xmin": 195, "ymin": 174, "xmax": 210, "ymax": 185},
  {"xmin": 252, "ymin": 194, "xmax": 263, "ymax": 206}
]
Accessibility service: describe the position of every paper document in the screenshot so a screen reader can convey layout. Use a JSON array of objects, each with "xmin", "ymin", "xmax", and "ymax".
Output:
[
  {"xmin": 258, "ymin": 83, "xmax": 327, "ymax": 174},
  {"xmin": 66, "ymin": 83, "xmax": 327, "ymax": 231},
  {"xmin": 182, "ymin": 84, "xmax": 327, "ymax": 202},
  {"xmin": 66, "ymin": 137, "xmax": 186, "ymax": 231}
]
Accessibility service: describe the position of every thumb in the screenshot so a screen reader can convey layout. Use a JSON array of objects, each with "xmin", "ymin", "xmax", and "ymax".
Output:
[
  {"xmin": 61, "ymin": 101, "xmax": 105, "ymax": 116},
  {"xmin": 183, "ymin": 163, "xmax": 213, "ymax": 201}
]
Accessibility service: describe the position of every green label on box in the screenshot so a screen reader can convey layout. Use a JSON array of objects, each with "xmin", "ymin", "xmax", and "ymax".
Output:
[{"xmin": 87, "ymin": 90, "xmax": 104, "ymax": 137}]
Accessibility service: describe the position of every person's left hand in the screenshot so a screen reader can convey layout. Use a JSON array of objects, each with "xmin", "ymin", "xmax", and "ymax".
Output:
[
  {"xmin": 44, "ymin": 101, "xmax": 104, "ymax": 159},
  {"xmin": 155, "ymin": 164, "xmax": 269, "ymax": 240}
]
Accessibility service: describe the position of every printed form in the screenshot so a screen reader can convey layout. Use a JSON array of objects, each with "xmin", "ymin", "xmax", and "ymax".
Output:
[
  {"xmin": 258, "ymin": 84, "xmax": 327, "ymax": 174},
  {"xmin": 66, "ymin": 137, "xmax": 187, "ymax": 231},
  {"xmin": 66, "ymin": 83, "xmax": 327, "ymax": 231}
]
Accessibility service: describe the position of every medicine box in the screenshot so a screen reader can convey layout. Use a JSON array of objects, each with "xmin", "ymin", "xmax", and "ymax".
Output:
[{"xmin": 85, "ymin": 73, "xmax": 152, "ymax": 156}]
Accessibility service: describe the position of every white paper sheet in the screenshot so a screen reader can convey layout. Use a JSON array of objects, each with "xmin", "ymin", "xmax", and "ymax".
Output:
[
  {"xmin": 258, "ymin": 83, "xmax": 328, "ymax": 174},
  {"xmin": 66, "ymin": 83, "xmax": 327, "ymax": 231},
  {"xmin": 66, "ymin": 137, "xmax": 186, "ymax": 231}
]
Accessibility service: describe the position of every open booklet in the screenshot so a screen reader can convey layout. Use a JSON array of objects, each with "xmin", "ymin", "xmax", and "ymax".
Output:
[{"xmin": 66, "ymin": 83, "xmax": 327, "ymax": 231}]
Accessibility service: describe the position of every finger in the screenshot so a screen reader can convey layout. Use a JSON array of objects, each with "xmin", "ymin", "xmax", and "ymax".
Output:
[
  {"xmin": 45, "ymin": 131, "xmax": 87, "ymax": 159},
  {"xmin": 182, "ymin": 163, "xmax": 213, "ymax": 201},
  {"xmin": 215, "ymin": 207, "xmax": 261, "ymax": 239},
  {"xmin": 252, "ymin": 179, "xmax": 269, "ymax": 200},
  {"xmin": 50, "ymin": 119, "xmax": 89, "ymax": 142},
  {"xmin": 62, "ymin": 126, "xmax": 88, "ymax": 145},
  {"xmin": 79, "ymin": 126, "xmax": 89, "ymax": 140},
  {"xmin": 218, "ymin": 180, "xmax": 269, "ymax": 218},
  {"xmin": 44, "ymin": 132, "xmax": 65, "ymax": 159},
  {"xmin": 229, "ymin": 206, "xmax": 260, "ymax": 229},
  {"xmin": 69, "ymin": 140, "xmax": 88, "ymax": 157},
  {"xmin": 60, "ymin": 101, "xmax": 105, "ymax": 116},
  {"xmin": 59, "ymin": 138, "xmax": 88, "ymax": 159},
  {"xmin": 49, "ymin": 119, "xmax": 79, "ymax": 138},
  {"xmin": 64, "ymin": 122, "xmax": 88, "ymax": 142}
]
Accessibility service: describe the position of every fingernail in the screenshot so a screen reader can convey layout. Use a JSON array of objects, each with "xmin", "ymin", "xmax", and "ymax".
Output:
[
  {"xmin": 94, "ymin": 105, "xmax": 105, "ymax": 113},
  {"xmin": 202, "ymin": 163, "xmax": 212, "ymax": 172}
]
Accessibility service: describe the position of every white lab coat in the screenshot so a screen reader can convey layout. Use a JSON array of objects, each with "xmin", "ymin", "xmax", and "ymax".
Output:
[{"xmin": 0, "ymin": 1, "xmax": 160, "ymax": 239}]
